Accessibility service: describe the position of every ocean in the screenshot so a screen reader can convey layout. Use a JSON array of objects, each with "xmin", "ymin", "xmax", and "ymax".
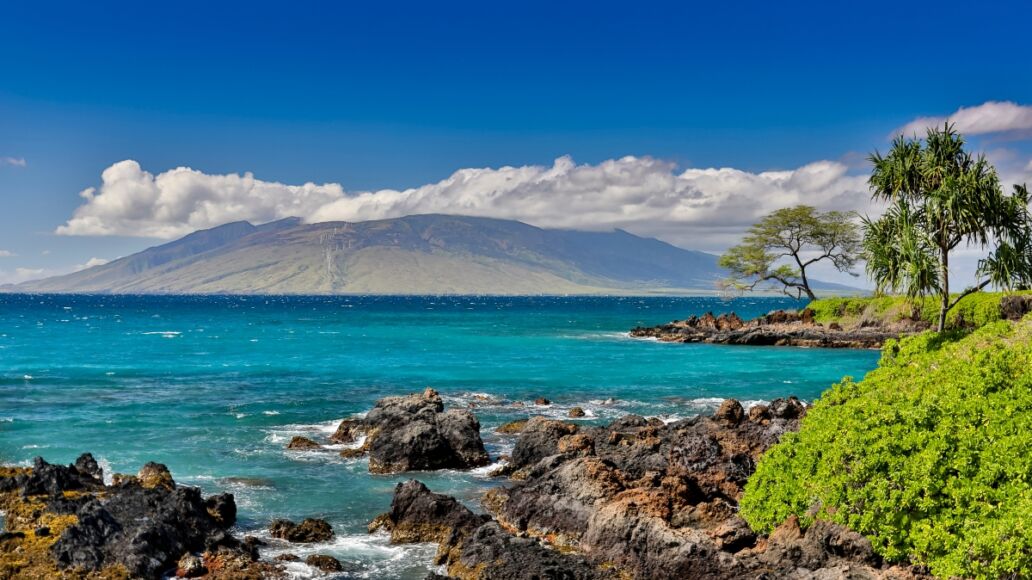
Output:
[{"xmin": 0, "ymin": 294, "xmax": 879, "ymax": 578}]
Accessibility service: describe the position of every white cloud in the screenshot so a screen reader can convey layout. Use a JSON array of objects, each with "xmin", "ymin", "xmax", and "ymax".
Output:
[
  {"xmin": 0, "ymin": 267, "xmax": 49, "ymax": 285},
  {"xmin": 0, "ymin": 250, "xmax": 13, "ymax": 257},
  {"xmin": 74, "ymin": 257, "xmax": 109, "ymax": 271},
  {"xmin": 1, "ymin": 157, "xmax": 26, "ymax": 168},
  {"xmin": 897, "ymin": 101, "xmax": 1032, "ymax": 138},
  {"xmin": 58, "ymin": 156, "xmax": 875, "ymax": 250}
]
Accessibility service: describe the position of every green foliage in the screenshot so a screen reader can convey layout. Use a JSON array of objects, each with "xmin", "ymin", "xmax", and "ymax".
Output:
[
  {"xmin": 865, "ymin": 125, "xmax": 1032, "ymax": 331},
  {"xmin": 740, "ymin": 317, "xmax": 1032, "ymax": 579},
  {"xmin": 720, "ymin": 205, "xmax": 861, "ymax": 299},
  {"xmin": 804, "ymin": 291, "xmax": 1032, "ymax": 328},
  {"xmin": 807, "ymin": 291, "xmax": 1032, "ymax": 330}
]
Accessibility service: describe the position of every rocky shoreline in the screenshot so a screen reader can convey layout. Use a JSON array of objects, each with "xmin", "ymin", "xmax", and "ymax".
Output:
[
  {"xmin": 365, "ymin": 395, "xmax": 931, "ymax": 579},
  {"xmin": 630, "ymin": 308, "xmax": 917, "ymax": 349},
  {"xmin": 2, "ymin": 390, "xmax": 930, "ymax": 579}
]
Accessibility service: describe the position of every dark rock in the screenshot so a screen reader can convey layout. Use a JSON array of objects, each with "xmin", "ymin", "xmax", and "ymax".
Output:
[
  {"xmin": 342, "ymin": 388, "xmax": 490, "ymax": 474},
  {"xmin": 373, "ymin": 480, "xmax": 487, "ymax": 544},
  {"xmin": 629, "ymin": 308, "xmax": 907, "ymax": 348},
  {"xmin": 508, "ymin": 417, "xmax": 578, "ymax": 473},
  {"xmin": 205, "ymin": 493, "xmax": 237, "ymax": 528},
  {"xmin": 21, "ymin": 454, "xmax": 104, "ymax": 497},
  {"xmin": 0, "ymin": 454, "xmax": 266, "ymax": 579},
  {"xmin": 274, "ymin": 553, "xmax": 300, "ymax": 562},
  {"xmin": 533, "ymin": 397, "xmax": 551, "ymax": 405},
  {"xmin": 568, "ymin": 406, "xmax": 586, "ymax": 418},
  {"xmin": 1001, "ymin": 294, "xmax": 1032, "ymax": 321},
  {"xmin": 445, "ymin": 401, "xmax": 923, "ymax": 580},
  {"xmin": 269, "ymin": 518, "xmax": 334, "ymax": 543},
  {"xmin": 286, "ymin": 436, "xmax": 322, "ymax": 450},
  {"xmin": 305, "ymin": 554, "xmax": 344, "ymax": 572}
]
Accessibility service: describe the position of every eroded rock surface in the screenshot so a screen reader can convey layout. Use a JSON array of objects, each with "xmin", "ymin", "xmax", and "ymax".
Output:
[
  {"xmin": 374, "ymin": 401, "xmax": 930, "ymax": 579},
  {"xmin": 0, "ymin": 454, "xmax": 281, "ymax": 579}
]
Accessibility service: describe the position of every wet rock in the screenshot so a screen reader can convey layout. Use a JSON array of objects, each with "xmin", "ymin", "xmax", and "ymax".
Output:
[
  {"xmin": 534, "ymin": 397, "xmax": 551, "ymax": 405},
  {"xmin": 568, "ymin": 406, "xmax": 586, "ymax": 418},
  {"xmin": 274, "ymin": 553, "xmax": 300, "ymax": 562},
  {"xmin": 269, "ymin": 518, "xmax": 334, "ymax": 543},
  {"xmin": 329, "ymin": 419, "xmax": 361, "ymax": 444},
  {"xmin": 495, "ymin": 419, "xmax": 528, "ymax": 434},
  {"xmin": 176, "ymin": 553, "xmax": 206, "ymax": 577},
  {"xmin": 333, "ymin": 388, "xmax": 491, "ymax": 474},
  {"xmin": 305, "ymin": 554, "xmax": 344, "ymax": 573},
  {"xmin": 286, "ymin": 436, "xmax": 322, "ymax": 450}
]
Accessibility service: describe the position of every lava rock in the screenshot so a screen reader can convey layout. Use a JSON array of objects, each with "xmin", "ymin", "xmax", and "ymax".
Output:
[
  {"xmin": 305, "ymin": 554, "xmax": 344, "ymax": 573},
  {"xmin": 286, "ymin": 436, "xmax": 322, "ymax": 450},
  {"xmin": 269, "ymin": 518, "xmax": 334, "ymax": 543}
]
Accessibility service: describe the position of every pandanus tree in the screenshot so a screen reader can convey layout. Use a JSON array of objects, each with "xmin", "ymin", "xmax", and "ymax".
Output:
[
  {"xmin": 719, "ymin": 205, "xmax": 861, "ymax": 300},
  {"xmin": 865, "ymin": 124, "xmax": 1032, "ymax": 331}
]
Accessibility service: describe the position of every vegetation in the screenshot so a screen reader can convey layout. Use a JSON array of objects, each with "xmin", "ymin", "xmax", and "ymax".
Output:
[
  {"xmin": 740, "ymin": 316, "xmax": 1032, "ymax": 579},
  {"xmin": 807, "ymin": 291, "xmax": 1031, "ymax": 330},
  {"xmin": 865, "ymin": 124, "xmax": 1032, "ymax": 331},
  {"xmin": 719, "ymin": 205, "xmax": 861, "ymax": 299}
]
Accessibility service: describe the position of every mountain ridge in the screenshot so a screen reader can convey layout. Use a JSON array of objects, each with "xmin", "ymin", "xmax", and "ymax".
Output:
[{"xmin": 6, "ymin": 214, "xmax": 859, "ymax": 295}]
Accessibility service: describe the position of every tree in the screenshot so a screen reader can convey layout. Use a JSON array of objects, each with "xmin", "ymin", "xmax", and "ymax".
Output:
[
  {"xmin": 865, "ymin": 124, "xmax": 1032, "ymax": 332},
  {"xmin": 719, "ymin": 205, "xmax": 861, "ymax": 300}
]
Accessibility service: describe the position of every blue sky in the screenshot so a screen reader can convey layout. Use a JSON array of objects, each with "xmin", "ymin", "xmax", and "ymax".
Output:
[{"xmin": 2, "ymin": 0, "xmax": 1032, "ymax": 285}]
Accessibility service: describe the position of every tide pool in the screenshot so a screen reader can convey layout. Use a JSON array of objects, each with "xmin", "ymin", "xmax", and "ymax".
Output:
[{"xmin": 0, "ymin": 294, "xmax": 879, "ymax": 578}]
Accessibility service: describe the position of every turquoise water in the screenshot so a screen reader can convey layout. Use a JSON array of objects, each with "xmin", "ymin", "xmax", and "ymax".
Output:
[{"xmin": 0, "ymin": 294, "xmax": 879, "ymax": 578}]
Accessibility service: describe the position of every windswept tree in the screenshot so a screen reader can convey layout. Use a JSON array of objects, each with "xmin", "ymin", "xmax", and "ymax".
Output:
[
  {"xmin": 719, "ymin": 205, "xmax": 861, "ymax": 300},
  {"xmin": 865, "ymin": 124, "xmax": 1032, "ymax": 332}
]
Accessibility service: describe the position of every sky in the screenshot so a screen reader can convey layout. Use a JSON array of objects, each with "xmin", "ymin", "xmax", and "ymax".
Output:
[{"xmin": 3, "ymin": 0, "xmax": 1032, "ymax": 287}]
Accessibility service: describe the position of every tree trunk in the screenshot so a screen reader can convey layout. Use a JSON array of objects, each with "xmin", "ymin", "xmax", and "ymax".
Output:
[{"xmin": 937, "ymin": 247, "xmax": 949, "ymax": 333}]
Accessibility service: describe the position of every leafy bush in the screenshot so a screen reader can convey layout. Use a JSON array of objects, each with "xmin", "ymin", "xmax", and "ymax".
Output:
[
  {"xmin": 808, "ymin": 291, "xmax": 1031, "ymax": 330},
  {"xmin": 740, "ymin": 317, "xmax": 1032, "ymax": 579}
]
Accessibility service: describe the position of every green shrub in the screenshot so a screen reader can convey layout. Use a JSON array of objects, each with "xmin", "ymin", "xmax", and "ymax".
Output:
[
  {"xmin": 807, "ymin": 291, "xmax": 1031, "ymax": 330},
  {"xmin": 740, "ymin": 317, "xmax": 1032, "ymax": 579}
]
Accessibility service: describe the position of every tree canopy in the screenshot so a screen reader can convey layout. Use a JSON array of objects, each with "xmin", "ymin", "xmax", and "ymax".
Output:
[
  {"xmin": 864, "ymin": 124, "xmax": 1032, "ymax": 331},
  {"xmin": 719, "ymin": 205, "xmax": 861, "ymax": 299}
]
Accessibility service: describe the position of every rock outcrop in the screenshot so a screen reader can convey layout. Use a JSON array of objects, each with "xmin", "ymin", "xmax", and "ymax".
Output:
[
  {"xmin": 373, "ymin": 401, "xmax": 930, "ymax": 579},
  {"xmin": 333, "ymin": 388, "xmax": 491, "ymax": 473},
  {"xmin": 630, "ymin": 309, "xmax": 911, "ymax": 348},
  {"xmin": 0, "ymin": 454, "xmax": 281, "ymax": 579}
]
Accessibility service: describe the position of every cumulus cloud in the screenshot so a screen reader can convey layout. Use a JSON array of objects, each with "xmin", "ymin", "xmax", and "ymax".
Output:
[
  {"xmin": 897, "ymin": 101, "xmax": 1032, "ymax": 138},
  {"xmin": 74, "ymin": 257, "xmax": 109, "ymax": 271},
  {"xmin": 58, "ymin": 156, "xmax": 875, "ymax": 250},
  {"xmin": 1, "ymin": 156, "xmax": 26, "ymax": 168},
  {"xmin": 0, "ymin": 250, "xmax": 13, "ymax": 257}
]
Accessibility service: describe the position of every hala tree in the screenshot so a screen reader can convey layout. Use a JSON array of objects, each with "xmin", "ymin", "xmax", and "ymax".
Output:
[
  {"xmin": 865, "ymin": 124, "xmax": 1032, "ymax": 332},
  {"xmin": 719, "ymin": 205, "xmax": 861, "ymax": 300}
]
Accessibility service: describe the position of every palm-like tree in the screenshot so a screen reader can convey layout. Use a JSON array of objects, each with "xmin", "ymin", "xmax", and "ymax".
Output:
[{"xmin": 865, "ymin": 124, "xmax": 1032, "ymax": 331}]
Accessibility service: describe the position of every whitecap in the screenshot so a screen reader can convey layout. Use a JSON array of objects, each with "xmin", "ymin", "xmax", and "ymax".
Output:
[
  {"xmin": 141, "ymin": 331, "xmax": 181, "ymax": 338},
  {"xmin": 263, "ymin": 410, "xmax": 281, "ymax": 416}
]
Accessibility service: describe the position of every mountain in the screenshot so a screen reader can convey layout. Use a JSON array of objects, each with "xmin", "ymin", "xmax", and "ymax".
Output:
[{"xmin": 7, "ymin": 215, "xmax": 858, "ymax": 295}]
